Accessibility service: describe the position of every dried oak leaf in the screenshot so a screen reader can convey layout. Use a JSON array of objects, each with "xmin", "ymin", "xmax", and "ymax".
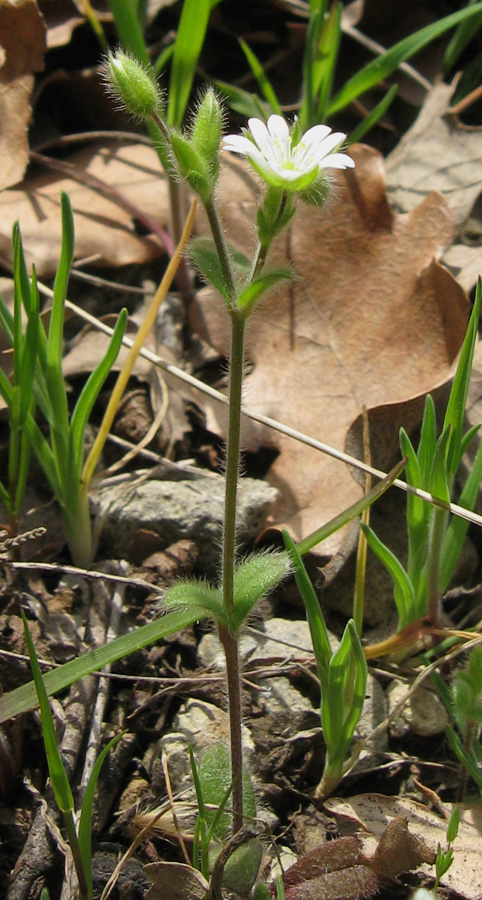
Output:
[
  {"xmin": 326, "ymin": 793, "xmax": 482, "ymax": 900},
  {"xmin": 276, "ymin": 819, "xmax": 433, "ymax": 900},
  {"xmin": 190, "ymin": 145, "xmax": 468, "ymax": 552},
  {"xmin": 0, "ymin": 141, "xmax": 170, "ymax": 276},
  {"xmin": 0, "ymin": 0, "xmax": 46, "ymax": 190}
]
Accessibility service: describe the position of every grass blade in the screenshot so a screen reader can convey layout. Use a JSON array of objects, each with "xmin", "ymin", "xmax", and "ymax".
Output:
[
  {"xmin": 328, "ymin": 3, "xmax": 482, "ymax": 116},
  {"xmin": 238, "ymin": 38, "xmax": 282, "ymax": 115},
  {"xmin": 167, "ymin": 0, "xmax": 212, "ymax": 127},
  {"xmin": 0, "ymin": 607, "xmax": 202, "ymax": 723},
  {"xmin": 108, "ymin": 0, "xmax": 150, "ymax": 66},
  {"xmin": 22, "ymin": 612, "xmax": 74, "ymax": 813}
]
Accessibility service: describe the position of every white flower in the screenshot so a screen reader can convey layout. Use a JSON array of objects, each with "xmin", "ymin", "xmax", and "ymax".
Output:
[{"xmin": 222, "ymin": 114, "xmax": 354, "ymax": 191}]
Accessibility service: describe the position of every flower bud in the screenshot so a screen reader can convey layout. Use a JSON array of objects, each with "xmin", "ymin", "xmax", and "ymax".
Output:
[
  {"xmin": 191, "ymin": 88, "xmax": 222, "ymax": 179},
  {"xmin": 105, "ymin": 50, "xmax": 163, "ymax": 122},
  {"xmin": 170, "ymin": 132, "xmax": 212, "ymax": 201}
]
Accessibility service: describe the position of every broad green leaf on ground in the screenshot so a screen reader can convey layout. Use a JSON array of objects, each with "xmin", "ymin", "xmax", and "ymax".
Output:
[
  {"xmin": 0, "ymin": 141, "xmax": 171, "ymax": 277},
  {"xmin": 385, "ymin": 82, "xmax": 482, "ymax": 292},
  {"xmin": 0, "ymin": 0, "xmax": 45, "ymax": 190},
  {"xmin": 326, "ymin": 794, "xmax": 482, "ymax": 900},
  {"xmin": 190, "ymin": 146, "xmax": 468, "ymax": 555}
]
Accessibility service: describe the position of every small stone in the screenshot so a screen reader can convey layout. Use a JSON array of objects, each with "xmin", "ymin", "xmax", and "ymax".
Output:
[{"xmin": 387, "ymin": 681, "xmax": 449, "ymax": 738}]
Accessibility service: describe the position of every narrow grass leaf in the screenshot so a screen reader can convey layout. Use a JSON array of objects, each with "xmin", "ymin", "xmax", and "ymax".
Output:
[
  {"xmin": 0, "ymin": 607, "xmax": 202, "ymax": 723},
  {"xmin": 348, "ymin": 84, "xmax": 398, "ymax": 144},
  {"xmin": 328, "ymin": 3, "xmax": 482, "ymax": 116},
  {"xmin": 361, "ymin": 524, "xmax": 415, "ymax": 628},
  {"xmin": 445, "ymin": 724, "xmax": 482, "ymax": 792},
  {"xmin": 238, "ymin": 38, "xmax": 282, "ymax": 115},
  {"xmin": 443, "ymin": 279, "xmax": 481, "ymax": 478},
  {"xmin": 443, "ymin": 0, "xmax": 482, "ymax": 74},
  {"xmin": 313, "ymin": 1, "xmax": 342, "ymax": 125},
  {"xmin": 78, "ymin": 731, "xmax": 124, "ymax": 897},
  {"xmin": 69, "ymin": 308, "xmax": 127, "ymax": 478},
  {"xmin": 440, "ymin": 440, "xmax": 482, "ymax": 592},
  {"xmin": 297, "ymin": 458, "xmax": 406, "ymax": 557},
  {"xmin": 109, "ymin": 0, "xmax": 150, "ymax": 67},
  {"xmin": 22, "ymin": 612, "xmax": 74, "ymax": 813},
  {"xmin": 167, "ymin": 0, "xmax": 211, "ymax": 127},
  {"xmin": 215, "ymin": 79, "xmax": 270, "ymax": 120},
  {"xmin": 283, "ymin": 530, "xmax": 332, "ymax": 684}
]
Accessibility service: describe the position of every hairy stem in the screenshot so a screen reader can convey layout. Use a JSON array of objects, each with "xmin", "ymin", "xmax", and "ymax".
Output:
[{"xmin": 218, "ymin": 623, "xmax": 244, "ymax": 834}]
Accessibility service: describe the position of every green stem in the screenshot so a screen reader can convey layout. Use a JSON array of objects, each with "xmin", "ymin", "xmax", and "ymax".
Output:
[
  {"xmin": 218, "ymin": 623, "xmax": 244, "ymax": 834},
  {"xmin": 222, "ymin": 313, "xmax": 245, "ymax": 613},
  {"xmin": 204, "ymin": 198, "xmax": 237, "ymax": 309}
]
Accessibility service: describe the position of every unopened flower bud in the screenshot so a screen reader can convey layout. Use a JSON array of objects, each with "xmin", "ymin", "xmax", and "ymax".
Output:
[
  {"xmin": 105, "ymin": 50, "xmax": 163, "ymax": 122},
  {"xmin": 191, "ymin": 88, "xmax": 223, "ymax": 178}
]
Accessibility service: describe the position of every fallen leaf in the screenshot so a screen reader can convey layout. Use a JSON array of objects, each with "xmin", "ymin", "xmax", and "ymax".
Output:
[
  {"xmin": 0, "ymin": 141, "xmax": 170, "ymax": 276},
  {"xmin": 190, "ymin": 145, "xmax": 468, "ymax": 552},
  {"xmin": 144, "ymin": 861, "xmax": 210, "ymax": 900},
  {"xmin": 0, "ymin": 0, "xmax": 46, "ymax": 190},
  {"xmin": 276, "ymin": 818, "xmax": 433, "ymax": 900},
  {"xmin": 325, "ymin": 793, "xmax": 482, "ymax": 900},
  {"xmin": 385, "ymin": 82, "xmax": 482, "ymax": 292}
]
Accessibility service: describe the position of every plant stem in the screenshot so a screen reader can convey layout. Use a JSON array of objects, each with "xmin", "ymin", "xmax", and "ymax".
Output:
[
  {"xmin": 427, "ymin": 507, "xmax": 447, "ymax": 623},
  {"xmin": 203, "ymin": 198, "xmax": 237, "ymax": 309},
  {"xmin": 218, "ymin": 622, "xmax": 244, "ymax": 834},
  {"xmin": 219, "ymin": 311, "xmax": 245, "ymax": 833},
  {"xmin": 222, "ymin": 312, "xmax": 245, "ymax": 614}
]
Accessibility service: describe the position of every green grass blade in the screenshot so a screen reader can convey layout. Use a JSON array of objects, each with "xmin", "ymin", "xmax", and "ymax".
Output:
[
  {"xmin": 418, "ymin": 393, "xmax": 437, "ymax": 486},
  {"xmin": 440, "ymin": 439, "xmax": 482, "ymax": 592},
  {"xmin": 348, "ymin": 84, "xmax": 398, "ymax": 144},
  {"xmin": 443, "ymin": 0, "xmax": 482, "ymax": 74},
  {"xmin": 78, "ymin": 731, "xmax": 124, "ymax": 897},
  {"xmin": 361, "ymin": 523, "xmax": 415, "ymax": 628},
  {"xmin": 0, "ymin": 607, "xmax": 202, "ymax": 723},
  {"xmin": 167, "ymin": 0, "xmax": 212, "ymax": 127},
  {"xmin": 341, "ymin": 620, "xmax": 367, "ymax": 745},
  {"xmin": 443, "ymin": 279, "xmax": 481, "ymax": 479},
  {"xmin": 313, "ymin": 1, "xmax": 342, "ymax": 125},
  {"xmin": 108, "ymin": 0, "xmax": 150, "ymax": 66},
  {"xmin": 22, "ymin": 612, "xmax": 75, "ymax": 813},
  {"xmin": 283, "ymin": 529, "xmax": 332, "ymax": 685},
  {"xmin": 238, "ymin": 38, "xmax": 282, "ymax": 116},
  {"xmin": 297, "ymin": 458, "xmax": 406, "ymax": 556},
  {"xmin": 69, "ymin": 308, "xmax": 127, "ymax": 479},
  {"xmin": 328, "ymin": 3, "xmax": 482, "ymax": 116},
  {"xmin": 445, "ymin": 723, "xmax": 482, "ymax": 792},
  {"xmin": 216, "ymin": 79, "xmax": 270, "ymax": 120},
  {"xmin": 18, "ymin": 272, "xmax": 39, "ymax": 424},
  {"xmin": 153, "ymin": 42, "xmax": 174, "ymax": 76}
]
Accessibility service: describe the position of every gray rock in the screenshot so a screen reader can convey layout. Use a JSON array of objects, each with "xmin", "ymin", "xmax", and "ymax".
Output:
[
  {"xmin": 387, "ymin": 681, "xmax": 449, "ymax": 737},
  {"xmin": 97, "ymin": 475, "xmax": 278, "ymax": 566}
]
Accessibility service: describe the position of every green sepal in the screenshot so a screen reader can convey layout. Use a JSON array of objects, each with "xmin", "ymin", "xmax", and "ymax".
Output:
[
  {"xmin": 257, "ymin": 188, "xmax": 296, "ymax": 246},
  {"xmin": 170, "ymin": 133, "xmax": 212, "ymax": 199},
  {"xmin": 237, "ymin": 268, "xmax": 292, "ymax": 319},
  {"xmin": 230, "ymin": 550, "xmax": 291, "ymax": 630},
  {"xmin": 106, "ymin": 49, "xmax": 163, "ymax": 121}
]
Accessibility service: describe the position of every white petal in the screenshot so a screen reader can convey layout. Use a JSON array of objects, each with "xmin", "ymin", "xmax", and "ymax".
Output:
[
  {"xmin": 301, "ymin": 123, "xmax": 332, "ymax": 147},
  {"xmin": 247, "ymin": 117, "xmax": 281, "ymax": 167},
  {"xmin": 222, "ymin": 134, "xmax": 258, "ymax": 156},
  {"xmin": 315, "ymin": 131, "xmax": 347, "ymax": 158},
  {"xmin": 266, "ymin": 115, "xmax": 290, "ymax": 140},
  {"xmin": 320, "ymin": 152, "xmax": 355, "ymax": 169}
]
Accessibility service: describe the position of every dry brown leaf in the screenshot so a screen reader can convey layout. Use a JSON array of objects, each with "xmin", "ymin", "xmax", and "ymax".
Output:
[
  {"xmin": 190, "ymin": 145, "xmax": 468, "ymax": 551},
  {"xmin": 0, "ymin": 141, "xmax": 170, "ymax": 276},
  {"xmin": 386, "ymin": 83, "xmax": 482, "ymax": 228},
  {"xmin": 325, "ymin": 793, "xmax": 482, "ymax": 900},
  {"xmin": 0, "ymin": 0, "xmax": 45, "ymax": 190},
  {"xmin": 144, "ymin": 861, "xmax": 210, "ymax": 900}
]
